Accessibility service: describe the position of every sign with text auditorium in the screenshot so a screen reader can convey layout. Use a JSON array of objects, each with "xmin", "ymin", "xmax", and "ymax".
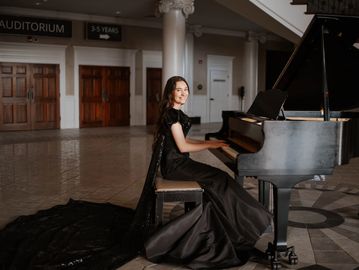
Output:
[{"xmin": 0, "ymin": 15, "xmax": 72, "ymax": 37}]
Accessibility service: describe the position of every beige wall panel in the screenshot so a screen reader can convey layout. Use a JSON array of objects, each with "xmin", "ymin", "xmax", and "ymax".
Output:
[{"xmin": 193, "ymin": 34, "xmax": 246, "ymax": 96}]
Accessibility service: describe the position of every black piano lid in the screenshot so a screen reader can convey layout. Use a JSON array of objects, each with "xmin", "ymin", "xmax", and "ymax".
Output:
[{"xmin": 273, "ymin": 15, "xmax": 359, "ymax": 112}]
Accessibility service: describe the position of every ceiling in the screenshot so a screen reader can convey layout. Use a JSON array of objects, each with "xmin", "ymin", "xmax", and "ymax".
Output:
[{"xmin": 0, "ymin": 0, "xmax": 271, "ymax": 36}]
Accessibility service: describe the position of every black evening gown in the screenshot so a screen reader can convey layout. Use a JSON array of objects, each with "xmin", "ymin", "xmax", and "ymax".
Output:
[
  {"xmin": 144, "ymin": 108, "xmax": 272, "ymax": 269},
  {"xmin": 0, "ymin": 107, "xmax": 271, "ymax": 270}
]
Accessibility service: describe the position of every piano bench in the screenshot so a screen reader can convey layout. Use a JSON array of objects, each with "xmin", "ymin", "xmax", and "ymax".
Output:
[{"xmin": 155, "ymin": 177, "xmax": 203, "ymax": 227}]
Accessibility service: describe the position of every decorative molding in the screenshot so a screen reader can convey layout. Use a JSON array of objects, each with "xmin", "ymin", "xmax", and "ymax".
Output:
[
  {"xmin": 305, "ymin": 0, "xmax": 359, "ymax": 16},
  {"xmin": 157, "ymin": 0, "xmax": 195, "ymax": 18}
]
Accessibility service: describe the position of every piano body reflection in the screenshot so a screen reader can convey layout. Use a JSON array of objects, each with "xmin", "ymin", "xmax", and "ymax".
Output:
[{"xmin": 205, "ymin": 15, "xmax": 359, "ymax": 269}]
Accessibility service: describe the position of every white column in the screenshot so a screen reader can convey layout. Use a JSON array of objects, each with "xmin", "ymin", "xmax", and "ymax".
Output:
[
  {"xmin": 243, "ymin": 31, "xmax": 263, "ymax": 112},
  {"xmin": 158, "ymin": 0, "xmax": 194, "ymax": 87},
  {"xmin": 244, "ymin": 41, "xmax": 258, "ymax": 112},
  {"xmin": 183, "ymin": 32, "xmax": 194, "ymax": 114}
]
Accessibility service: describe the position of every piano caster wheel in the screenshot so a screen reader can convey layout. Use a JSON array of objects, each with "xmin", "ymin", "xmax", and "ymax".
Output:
[
  {"xmin": 267, "ymin": 243, "xmax": 282, "ymax": 270},
  {"xmin": 285, "ymin": 246, "xmax": 298, "ymax": 265},
  {"xmin": 266, "ymin": 249, "xmax": 273, "ymax": 261},
  {"xmin": 288, "ymin": 252, "xmax": 298, "ymax": 265},
  {"xmin": 266, "ymin": 242, "xmax": 298, "ymax": 269},
  {"xmin": 267, "ymin": 252, "xmax": 273, "ymax": 261},
  {"xmin": 271, "ymin": 260, "xmax": 281, "ymax": 270}
]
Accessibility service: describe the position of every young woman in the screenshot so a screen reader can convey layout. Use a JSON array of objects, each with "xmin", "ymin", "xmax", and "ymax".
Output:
[
  {"xmin": 144, "ymin": 76, "xmax": 272, "ymax": 269},
  {"xmin": 0, "ymin": 75, "xmax": 271, "ymax": 270}
]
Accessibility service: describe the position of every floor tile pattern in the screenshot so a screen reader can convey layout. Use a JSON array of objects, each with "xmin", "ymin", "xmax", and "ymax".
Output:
[{"xmin": 0, "ymin": 125, "xmax": 358, "ymax": 269}]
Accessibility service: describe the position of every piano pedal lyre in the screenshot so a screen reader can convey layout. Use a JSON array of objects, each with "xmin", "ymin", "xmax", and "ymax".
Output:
[{"xmin": 266, "ymin": 242, "xmax": 298, "ymax": 269}]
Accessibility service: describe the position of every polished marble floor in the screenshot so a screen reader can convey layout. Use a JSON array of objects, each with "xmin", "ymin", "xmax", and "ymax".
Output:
[{"xmin": 0, "ymin": 124, "xmax": 358, "ymax": 270}]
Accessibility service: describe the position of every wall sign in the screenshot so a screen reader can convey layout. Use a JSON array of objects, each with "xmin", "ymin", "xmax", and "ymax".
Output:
[
  {"xmin": 86, "ymin": 22, "xmax": 122, "ymax": 41},
  {"xmin": 0, "ymin": 15, "xmax": 72, "ymax": 37}
]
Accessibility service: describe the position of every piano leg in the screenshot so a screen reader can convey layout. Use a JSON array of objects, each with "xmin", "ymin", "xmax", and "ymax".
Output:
[
  {"xmin": 266, "ymin": 185, "xmax": 298, "ymax": 269},
  {"xmin": 258, "ymin": 179, "xmax": 270, "ymax": 210}
]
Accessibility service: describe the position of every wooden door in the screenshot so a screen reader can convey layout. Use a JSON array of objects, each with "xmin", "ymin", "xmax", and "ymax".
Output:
[
  {"xmin": 32, "ymin": 64, "xmax": 60, "ymax": 129},
  {"xmin": 0, "ymin": 62, "xmax": 60, "ymax": 131},
  {"xmin": 80, "ymin": 66, "xmax": 130, "ymax": 128},
  {"xmin": 79, "ymin": 66, "xmax": 104, "ymax": 128},
  {"xmin": 106, "ymin": 67, "xmax": 130, "ymax": 126},
  {"xmin": 146, "ymin": 68, "xmax": 162, "ymax": 125}
]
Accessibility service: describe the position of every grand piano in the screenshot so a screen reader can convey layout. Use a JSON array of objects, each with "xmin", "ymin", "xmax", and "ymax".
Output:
[{"xmin": 205, "ymin": 14, "xmax": 359, "ymax": 269}]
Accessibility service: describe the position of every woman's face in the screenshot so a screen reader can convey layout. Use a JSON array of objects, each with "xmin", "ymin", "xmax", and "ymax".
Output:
[{"xmin": 172, "ymin": 80, "xmax": 189, "ymax": 108}]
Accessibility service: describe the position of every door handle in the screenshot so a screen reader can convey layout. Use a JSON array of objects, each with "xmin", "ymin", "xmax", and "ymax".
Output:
[
  {"xmin": 210, "ymin": 98, "xmax": 214, "ymax": 101},
  {"xmin": 27, "ymin": 89, "xmax": 34, "ymax": 100},
  {"xmin": 102, "ymin": 90, "xmax": 109, "ymax": 102}
]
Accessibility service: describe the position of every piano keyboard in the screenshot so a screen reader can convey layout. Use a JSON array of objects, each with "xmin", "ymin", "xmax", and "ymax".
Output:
[
  {"xmin": 207, "ymin": 137, "xmax": 239, "ymax": 159},
  {"xmin": 221, "ymin": 146, "xmax": 239, "ymax": 159},
  {"xmin": 240, "ymin": 117, "xmax": 263, "ymax": 125}
]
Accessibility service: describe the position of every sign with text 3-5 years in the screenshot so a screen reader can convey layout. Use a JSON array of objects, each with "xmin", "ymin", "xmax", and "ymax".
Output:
[{"xmin": 86, "ymin": 22, "xmax": 122, "ymax": 41}]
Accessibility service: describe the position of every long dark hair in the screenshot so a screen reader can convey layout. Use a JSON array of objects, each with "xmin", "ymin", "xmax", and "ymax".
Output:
[{"xmin": 153, "ymin": 76, "xmax": 190, "ymax": 147}]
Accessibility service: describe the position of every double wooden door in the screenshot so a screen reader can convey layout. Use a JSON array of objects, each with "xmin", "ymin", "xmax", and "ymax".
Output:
[
  {"xmin": 0, "ymin": 62, "xmax": 60, "ymax": 131},
  {"xmin": 80, "ymin": 66, "xmax": 130, "ymax": 128}
]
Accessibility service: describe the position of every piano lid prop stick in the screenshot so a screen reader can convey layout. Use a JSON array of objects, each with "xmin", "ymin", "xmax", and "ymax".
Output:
[{"xmin": 321, "ymin": 23, "xmax": 330, "ymax": 121}]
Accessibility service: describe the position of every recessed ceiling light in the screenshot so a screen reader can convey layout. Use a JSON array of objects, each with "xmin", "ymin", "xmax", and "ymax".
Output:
[{"xmin": 35, "ymin": 2, "xmax": 41, "ymax": 6}]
